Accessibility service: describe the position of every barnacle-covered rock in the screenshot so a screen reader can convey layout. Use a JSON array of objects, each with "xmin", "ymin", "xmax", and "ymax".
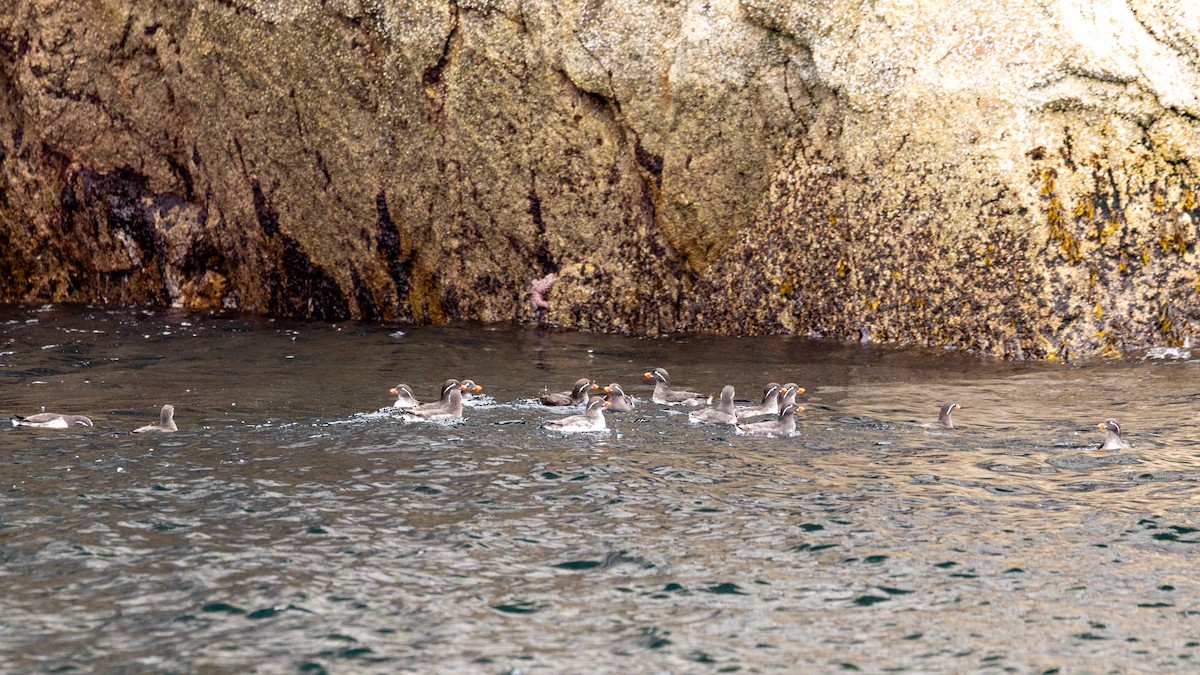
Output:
[{"xmin": 0, "ymin": 0, "xmax": 1197, "ymax": 358}]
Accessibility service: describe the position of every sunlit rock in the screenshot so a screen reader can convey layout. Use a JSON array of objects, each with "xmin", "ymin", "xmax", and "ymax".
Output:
[{"xmin": 0, "ymin": 0, "xmax": 1197, "ymax": 357}]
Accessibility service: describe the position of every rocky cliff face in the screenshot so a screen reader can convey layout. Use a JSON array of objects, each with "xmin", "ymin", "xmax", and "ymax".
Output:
[{"xmin": 1, "ymin": 0, "xmax": 1197, "ymax": 358}]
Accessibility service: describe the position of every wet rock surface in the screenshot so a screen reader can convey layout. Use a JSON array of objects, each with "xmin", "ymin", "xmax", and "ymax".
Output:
[{"xmin": 1, "ymin": 0, "xmax": 1198, "ymax": 357}]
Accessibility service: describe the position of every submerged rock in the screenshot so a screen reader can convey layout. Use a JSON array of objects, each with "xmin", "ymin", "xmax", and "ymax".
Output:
[{"xmin": 0, "ymin": 0, "xmax": 1197, "ymax": 358}]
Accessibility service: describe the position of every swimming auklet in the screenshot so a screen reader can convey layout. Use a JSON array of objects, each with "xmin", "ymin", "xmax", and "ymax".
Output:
[
  {"xmin": 690, "ymin": 385, "xmax": 738, "ymax": 425},
  {"xmin": 644, "ymin": 368, "xmax": 706, "ymax": 406},
  {"xmin": 737, "ymin": 403, "xmax": 802, "ymax": 437},
  {"xmin": 544, "ymin": 397, "xmax": 610, "ymax": 433},
  {"xmin": 407, "ymin": 387, "xmax": 464, "ymax": 421},
  {"xmin": 407, "ymin": 380, "xmax": 463, "ymax": 417},
  {"xmin": 1097, "ymin": 419, "xmax": 1130, "ymax": 450},
  {"xmin": 601, "ymin": 383, "xmax": 635, "ymax": 412},
  {"xmin": 389, "ymin": 384, "xmax": 421, "ymax": 409},
  {"xmin": 134, "ymin": 404, "xmax": 177, "ymax": 433},
  {"xmin": 735, "ymin": 383, "xmax": 781, "ymax": 419},
  {"xmin": 919, "ymin": 402, "xmax": 961, "ymax": 429},
  {"xmin": 453, "ymin": 374, "xmax": 482, "ymax": 401},
  {"xmin": 935, "ymin": 402, "xmax": 961, "ymax": 428},
  {"xmin": 540, "ymin": 378, "xmax": 597, "ymax": 406},
  {"xmin": 11, "ymin": 411, "xmax": 94, "ymax": 428},
  {"xmin": 779, "ymin": 383, "xmax": 805, "ymax": 409}
]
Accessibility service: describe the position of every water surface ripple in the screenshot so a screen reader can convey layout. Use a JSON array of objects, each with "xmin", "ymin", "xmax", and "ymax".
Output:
[{"xmin": 2, "ymin": 306, "xmax": 1200, "ymax": 672}]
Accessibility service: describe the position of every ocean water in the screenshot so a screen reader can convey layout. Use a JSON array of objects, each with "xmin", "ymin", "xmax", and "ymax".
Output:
[{"xmin": 2, "ymin": 305, "xmax": 1199, "ymax": 672}]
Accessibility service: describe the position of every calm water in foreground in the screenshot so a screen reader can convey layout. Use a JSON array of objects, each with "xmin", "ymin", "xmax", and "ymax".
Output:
[{"xmin": 2, "ymin": 305, "xmax": 1200, "ymax": 673}]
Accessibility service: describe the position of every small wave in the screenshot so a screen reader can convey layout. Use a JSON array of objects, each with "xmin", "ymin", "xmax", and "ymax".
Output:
[
  {"xmin": 1144, "ymin": 346, "xmax": 1191, "ymax": 360},
  {"xmin": 398, "ymin": 416, "xmax": 466, "ymax": 427},
  {"xmin": 509, "ymin": 398, "xmax": 586, "ymax": 411}
]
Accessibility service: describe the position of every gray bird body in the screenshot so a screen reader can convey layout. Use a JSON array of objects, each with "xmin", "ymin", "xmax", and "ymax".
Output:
[
  {"xmin": 737, "ymin": 404, "xmax": 800, "ymax": 438},
  {"xmin": 1098, "ymin": 419, "xmax": 1131, "ymax": 450},
  {"xmin": 11, "ymin": 412, "xmax": 93, "ymax": 429},
  {"xmin": 921, "ymin": 402, "xmax": 961, "ymax": 429},
  {"xmin": 134, "ymin": 405, "xmax": 177, "ymax": 433},
  {"xmin": 407, "ymin": 387, "xmax": 464, "ymax": 421},
  {"xmin": 645, "ymin": 368, "xmax": 705, "ymax": 406},
  {"xmin": 779, "ymin": 383, "xmax": 803, "ymax": 409},
  {"xmin": 540, "ymin": 378, "xmax": 596, "ymax": 406},
  {"xmin": 544, "ymin": 397, "xmax": 609, "ymax": 433},
  {"xmin": 602, "ymin": 383, "xmax": 635, "ymax": 413},
  {"xmin": 390, "ymin": 384, "xmax": 421, "ymax": 409},
  {"xmin": 690, "ymin": 385, "xmax": 738, "ymax": 425},
  {"xmin": 458, "ymin": 379, "xmax": 484, "ymax": 405},
  {"xmin": 936, "ymin": 402, "xmax": 960, "ymax": 428},
  {"xmin": 735, "ymin": 383, "xmax": 781, "ymax": 419},
  {"xmin": 410, "ymin": 380, "xmax": 460, "ymax": 413}
]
